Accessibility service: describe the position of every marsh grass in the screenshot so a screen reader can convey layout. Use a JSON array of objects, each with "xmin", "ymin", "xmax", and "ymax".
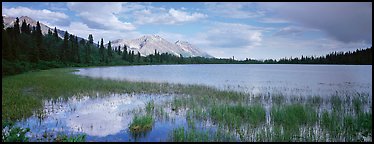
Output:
[
  {"xmin": 129, "ymin": 115, "xmax": 154, "ymax": 134},
  {"xmin": 170, "ymin": 127, "xmax": 236, "ymax": 142},
  {"xmin": 271, "ymin": 104, "xmax": 318, "ymax": 128},
  {"xmin": 145, "ymin": 100, "xmax": 155, "ymax": 114},
  {"xmin": 210, "ymin": 104, "xmax": 266, "ymax": 129}
]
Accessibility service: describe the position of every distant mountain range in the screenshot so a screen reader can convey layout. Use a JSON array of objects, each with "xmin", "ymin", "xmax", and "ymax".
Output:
[
  {"xmin": 110, "ymin": 35, "xmax": 213, "ymax": 58},
  {"xmin": 3, "ymin": 15, "xmax": 213, "ymax": 58}
]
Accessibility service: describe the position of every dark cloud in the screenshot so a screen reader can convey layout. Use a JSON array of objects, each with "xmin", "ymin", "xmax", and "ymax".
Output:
[{"xmin": 259, "ymin": 2, "xmax": 372, "ymax": 43}]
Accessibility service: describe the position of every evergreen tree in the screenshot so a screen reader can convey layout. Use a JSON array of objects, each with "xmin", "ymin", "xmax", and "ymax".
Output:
[
  {"xmin": 75, "ymin": 36, "xmax": 80, "ymax": 63},
  {"xmin": 99, "ymin": 38, "xmax": 105, "ymax": 63},
  {"xmin": 14, "ymin": 17, "xmax": 20, "ymax": 34},
  {"xmin": 12, "ymin": 17, "xmax": 21, "ymax": 60},
  {"xmin": 61, "ymin": 31, "xmax": 69, "ymax": 61},
  {"xmin": 21, "ymin": 19, "xmax": 28, "ymax": 33},
  {"xmin": 53, "ymin": 27, "xmax": 59, "ymax": 39},
  {"xmin": 85, "ymin": 34, "xmax": 94, "ymax": 64},
  {"xmin": 69, "ymin": 34, "xmax": 75, "ymax": 62},
  {"xmin": 117, "ymin": 45, "xmax": 121, "ymax": 55},
  {"xmin": 131, "ymin": 51, "xmax": 135, "ymax": 63},
  {"xmin": 122, "ymin": 45, "xmax": 128, "ymax": 61},
  {"xmin": 88, "ymin": 34, "xmax": 94, "ymax": 44},
  {"xmin": 106, "ymin": 41, "xmax": 112, "ymax": 63},
  {"xmin": 137, "ymin": 51, "xmax": 141, "ymax": 63},
  {"xmin": 36, "ymin": 21, "xmax": 45, "ymax": 61},
  {"xmin": 48, "ymin": 29, "xmax": 52, "ymax": 35}
]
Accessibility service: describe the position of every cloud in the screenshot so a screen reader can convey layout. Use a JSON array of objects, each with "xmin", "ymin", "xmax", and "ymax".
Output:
[
  {"xmin": 204, "ymin": 2, "xmax": 265, "ymax": 19},
  {"xmin": 258, "ymin": 17, "xmax": 289, "ymax": 24},
  {"xmin": 131, "ymin": 6, "xmax": 207, "ymax": 25},
  {"xmin": 2, "ymin": 6, "xmax": 70, "ymax": 26},
  {"xmin": 58, "ymin": 22, "xmax": 142, "ymax": 43},
  {"xmin": 257, "ymin": 2, "xmax": 372, "ymax": 43},
  {"xmin": 250, "ymin": 36, "xmax": 372, "ymax": 60},
  {"xmin": 273, "ymin": 26, "xmax": 304, "ymax": 36},
  {"xmin": 197, "ymin": 23, "xmax": 263, "ymax": 49},
  {"xmin": 67, "ymin": 2, "xmax": 135, "ymax": 31}
]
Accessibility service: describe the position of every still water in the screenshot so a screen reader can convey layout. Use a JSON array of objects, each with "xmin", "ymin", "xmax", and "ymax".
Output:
[{"xmin": 75, "ymin": 64, "xmax": 372, "ymax": 96}]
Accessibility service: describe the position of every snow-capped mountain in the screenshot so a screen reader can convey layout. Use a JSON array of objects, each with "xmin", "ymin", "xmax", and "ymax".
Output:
[
  {"xmin": 175, "ymin": 40, "xmax": 212, "ymax": 58},
  {"xmin": 111, "ymin": 35, "xmax": 213, "ymax": 58},
  {"xmin": 3, "ymin": 15, "xmax": 85, "ymax": 42}
]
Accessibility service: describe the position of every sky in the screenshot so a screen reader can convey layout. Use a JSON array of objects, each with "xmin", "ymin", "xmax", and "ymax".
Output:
[{"xmin": 2, "ymin": 2, "xmax": 372, "ymax": 60}]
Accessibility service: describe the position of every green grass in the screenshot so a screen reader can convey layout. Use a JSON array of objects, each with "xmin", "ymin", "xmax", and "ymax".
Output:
[
  {"xmin": 129, "ymin": 115, "xmax": 154, "ymax": 134},
  {"xmin": 54, "ymin": 134, "xmax": 86, "ymax": 142},
  {"xmin": 170, "ymin": 127, "xmax": 236, "ymax": 142},
  {"xmin": 271, "ymin": 104, "xmax": 318, "ymax": 129},
  {"xmin": 145, "ymin": 100, "xmax": 155, "ymax": 114},
  {"xmin": 210, "ymin": 104, "xmax": 266, "ymax": 129}
]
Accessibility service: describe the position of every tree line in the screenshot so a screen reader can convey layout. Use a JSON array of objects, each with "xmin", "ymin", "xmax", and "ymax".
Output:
[{"xmin": 2, "ymin": 16, "xmax": 372, "ymax": 76}]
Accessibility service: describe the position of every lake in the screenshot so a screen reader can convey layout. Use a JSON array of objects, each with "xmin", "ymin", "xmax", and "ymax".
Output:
[{"xmin": 74, "ymin": 64, "xmax": 372, "ymax": 97}]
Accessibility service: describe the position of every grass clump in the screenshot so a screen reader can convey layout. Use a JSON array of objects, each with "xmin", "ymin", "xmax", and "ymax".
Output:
[
  {"xmin": 271, "ymin": 104, "xmax": 318, "ymax": 129},
  {"xmin": 210, "ymin": 104, "xmax": 266, "ymax": 129},
  {"xmin": 129, "ymin": 115, "xmax": 154, "ymax": 134}
]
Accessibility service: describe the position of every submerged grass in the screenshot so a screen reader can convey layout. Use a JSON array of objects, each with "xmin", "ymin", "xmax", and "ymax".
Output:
[
  {"xmin": 170, "ymin": 127, "xmax": 237, "ymax": 142},
  {"xmin": 129, "ymin": 115, "xmax": 154, "ymax": 134},
  {"xmin": 210, "ymin": 104, "xmax": 266, "ymax": 129},
  {"xmin": 271, "ymin": 104, "xmax": 318, "ymax": 128}
]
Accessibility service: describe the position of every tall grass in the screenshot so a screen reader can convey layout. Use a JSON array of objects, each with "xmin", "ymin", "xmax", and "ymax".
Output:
[
  {"xmin": 129, "ymin": 115, "xmax": 154, "ymax": 134},
  {"xmin": 210, "ymin": 104, "xmax": 266, "ymax": 129}
]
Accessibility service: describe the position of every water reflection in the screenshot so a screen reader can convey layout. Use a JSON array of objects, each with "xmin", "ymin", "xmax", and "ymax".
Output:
[{"xmin": 17, "ymin": 93, "xmax": 179, "ymax": 141}]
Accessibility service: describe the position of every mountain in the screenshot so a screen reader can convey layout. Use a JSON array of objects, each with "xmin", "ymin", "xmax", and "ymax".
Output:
[
  {"xmin": 3, "ymin": 15, "xmax": 85, "ymax": 42},
  {"xmin": 110, "ymin": 35, "xmax": 213, "ymax": 58},
  {"xmin": 175, "ymin": 40, "xmax": 212, "ymax": 58}
]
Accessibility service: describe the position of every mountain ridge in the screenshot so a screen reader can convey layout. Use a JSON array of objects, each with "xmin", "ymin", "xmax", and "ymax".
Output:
[{"xmin": 110, "ymin": 35, "xmax": 213, "ymax": 58}]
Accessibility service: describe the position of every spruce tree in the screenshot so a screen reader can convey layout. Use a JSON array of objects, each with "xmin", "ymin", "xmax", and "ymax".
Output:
[
  {"xmin": 35, "ymin": 21, "xmax": 44, "ymax": 61},
  {"xmin": 61, "ymin": 31, "xmax": 69, "ymax": 61},
  {"xmin": 85, "ymin": 34, "xmax": 94, "ymax": 64},
  {"xmin": 21, "ymin": 19, "xmax": 28, "ymax": 33},
  {"xmin": 99, "ymin": 38, "xmax": 105, "ymax": 63},
  {"xmin": 107, "ymin": 41, "xmax": 112, "ymax": 63},
  {"xmin": 53, "ymin": 27, "xmax": 58, "ymax": 40},
  {"xmin": 117, "ymin": 45, "xmax": 121, "ymax": 55},
  {"xmin": 131, "ymin": 51, "xmax": 135, "ymax": 63},
  {"xmin": 137, "ymin": 51, "xmax": 141, "ymax": 63},
  {"xmin": 12, "ymin": 17, "xmax": 21, "ymax": 60},
  {"xmin": 122, "ymin": 45, "xmax": 128, "ymax": 61},
  {"xmin": 75, "ymin": 36, "xmax": 80, "ymax": 63}
]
